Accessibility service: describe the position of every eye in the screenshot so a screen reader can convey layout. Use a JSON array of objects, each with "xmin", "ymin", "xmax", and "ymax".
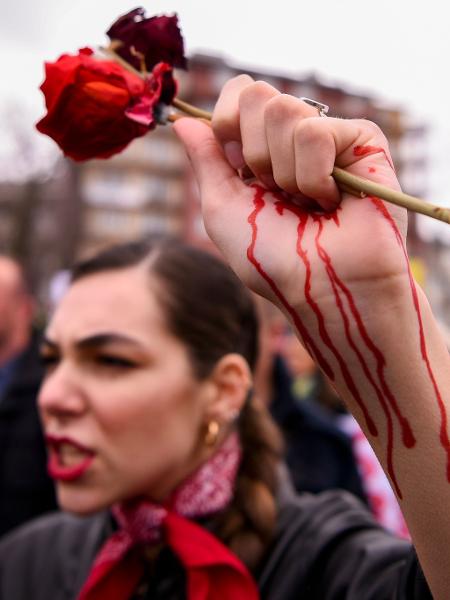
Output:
[
  {"xmin": 95, "ymin": 355, "xmax": 137, "ymax": 369},
  {"xmin": 39, "ymin": 353, "xmax": 59, "ymax": 371}
]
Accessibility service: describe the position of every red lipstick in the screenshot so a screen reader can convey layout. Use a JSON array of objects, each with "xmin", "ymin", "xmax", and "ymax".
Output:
[{"xmin": 45, "ymin": 434, "xmax": 95, "ymax": 482}]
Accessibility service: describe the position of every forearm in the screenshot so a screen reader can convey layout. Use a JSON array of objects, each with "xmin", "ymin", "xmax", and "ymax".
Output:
[{"xmin": 286, "ymin": 275, "xmax": 450, "ymax": 599}]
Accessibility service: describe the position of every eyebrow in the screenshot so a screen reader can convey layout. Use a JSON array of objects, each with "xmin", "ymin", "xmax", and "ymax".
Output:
[{"xmin": 41, "ymin": 333, "xmax": 146, "ymax": 352}]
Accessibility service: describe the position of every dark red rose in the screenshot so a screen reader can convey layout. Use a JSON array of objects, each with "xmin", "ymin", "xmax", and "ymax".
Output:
[
  {"xmin": 106, "ymin": 7, "xmax": 187, "ymax": 73},
  {"xmin": 36, "ymin": 48, "xmax": 154, "ymax": 161}
]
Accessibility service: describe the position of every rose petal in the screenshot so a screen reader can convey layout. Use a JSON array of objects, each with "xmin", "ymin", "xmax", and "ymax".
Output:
[{"xmin": 106, "ymin": 8, "xmax": 187, "ymax": 72}]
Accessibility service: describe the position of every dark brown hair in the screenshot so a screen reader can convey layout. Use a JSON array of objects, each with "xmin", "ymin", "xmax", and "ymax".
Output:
[{"xmin": 72, "ymin": 236, "xmax": 283, "ymax": 570}]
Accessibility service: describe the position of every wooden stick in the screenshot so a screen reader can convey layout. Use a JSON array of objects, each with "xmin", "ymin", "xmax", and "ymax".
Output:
[
  {"xmin": 332, "ymin": 167, "xmax": 450, "ymax": 224},
  {"xmin": 172, "ymin": 98, "xmax": 212, "ymax": 121},
  {"xmin": 99, "ymin": 46, "xmax": 143, "ymax": 77}
]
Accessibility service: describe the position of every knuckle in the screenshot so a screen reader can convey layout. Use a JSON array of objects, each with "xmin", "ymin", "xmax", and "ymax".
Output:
[
  {"xmin": 355, "ymin": 118, "xmax": 387, "ymax": 142},
  {"xmin": 293, "ymin": 117, "xmax": 327, "ymax": 145},
  {"xmin": 222, "ymin": 74, "xmax": 254, "ymax": 94},
  {"xmin": 362, "ymin": 118, "xmax": 381, "ymax": 134},
  {"xmin": 232, "ymin": 73, "xmax": 255, "ymax": 86},
  {"xmin": 239, "ymin": 80, "xmax": 279, "ymax": 108},
  {"xmin": 264, "ymin": 94, "xmax": 298, "ymax": 122}
]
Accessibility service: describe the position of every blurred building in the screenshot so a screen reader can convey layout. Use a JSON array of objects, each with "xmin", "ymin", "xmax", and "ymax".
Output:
[{"xmin": 79, "ymin": 127, "xmax": 190, "ymax": 258}]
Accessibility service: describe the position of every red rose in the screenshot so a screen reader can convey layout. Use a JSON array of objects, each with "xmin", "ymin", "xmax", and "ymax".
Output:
[
  {"xmin": 107, "ymin": 8, "xmax": 187, "ymax": 73},
  {"xmin": 36, "ymin": 48, "xmax": 151, "ymax": 161}
]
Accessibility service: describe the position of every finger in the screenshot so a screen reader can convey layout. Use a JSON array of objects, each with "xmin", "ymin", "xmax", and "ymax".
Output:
[
  {"xmin": 238, "ymin": 81, "xmax": 281, "ymax": 188},
  {"xmin": 337, "ymin": 119, "xmax": 391, "ymax": 170},
  {"xmin": 173, "ymin": 117, "xmax": 246, "ymax": 204},
  {"xmin": 293, "ymin": 117, "xmax": 369, "ymax": 211},
  {"xmin": 211, "ymin": 74, "xmax": 254, "ymax": 170},
  {"xmin": 264, "ymin": 94, "xmax": 320, "ymax": 194}
]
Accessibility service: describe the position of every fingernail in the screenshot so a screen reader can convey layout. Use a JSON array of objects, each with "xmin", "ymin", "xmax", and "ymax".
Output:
[{"xmin": 224, "ymin": 141, "xmax": 245, "ymax": 170}]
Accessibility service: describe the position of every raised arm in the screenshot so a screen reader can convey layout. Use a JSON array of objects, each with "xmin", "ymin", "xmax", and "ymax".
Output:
[{"xmin": 174, "ymin": 75, "xmax": 450, "ymax": 599}]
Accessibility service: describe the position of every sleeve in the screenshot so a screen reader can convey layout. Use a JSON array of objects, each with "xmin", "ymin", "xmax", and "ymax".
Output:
[
  {"xmin": 260, "ymin": 489, "xmax": 432, "ymax": 600},
  {"xmin": 307, "ymin": 513, "xmax": 431, "ymax": 599},
  {"xmin": 0, "ymin": 512, "xmax": 107, "ymax": 600}
]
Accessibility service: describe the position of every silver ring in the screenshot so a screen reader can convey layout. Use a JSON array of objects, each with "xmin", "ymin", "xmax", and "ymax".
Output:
[{"xmin": 300, "ymin": 97, "xmax": 329, "ymax": 117}]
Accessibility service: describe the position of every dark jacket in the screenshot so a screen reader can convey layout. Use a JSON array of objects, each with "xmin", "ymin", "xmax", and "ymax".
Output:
[
  {"xmin": 0, "ymin": 333, "xmax": 57, "ymax": 537},
  {"xmin": 0, "ymin": 488, "xmax": 430, "ymax": 599}
]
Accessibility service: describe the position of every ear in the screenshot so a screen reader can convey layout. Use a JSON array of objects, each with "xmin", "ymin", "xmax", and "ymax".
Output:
[{"xmin": 203, "ymin": 353, "xmax": 252, "ymax": 425}]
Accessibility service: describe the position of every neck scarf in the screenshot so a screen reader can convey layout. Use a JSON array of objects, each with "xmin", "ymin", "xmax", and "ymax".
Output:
[{"xmin": 77, "ymin": 433, "xmax": 260, "ymax": 600}]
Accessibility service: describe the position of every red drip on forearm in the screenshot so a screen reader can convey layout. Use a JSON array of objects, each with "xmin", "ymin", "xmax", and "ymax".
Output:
[
  {"xmin": 275, "ymin": 199, "xmax": 379, "ymax": 438},
  {"xmin": 370, "ymin": 195, "xmax": 450, "ymax": 482}
]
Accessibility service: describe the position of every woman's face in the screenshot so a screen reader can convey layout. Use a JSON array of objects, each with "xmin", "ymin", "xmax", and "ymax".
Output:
[{"xmin": 39, "ymin": 266, "xmax": 214, "ymax": 514}]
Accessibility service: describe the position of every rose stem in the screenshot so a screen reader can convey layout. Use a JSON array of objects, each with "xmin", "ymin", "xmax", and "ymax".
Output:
[
  {"xmin": 332, "ymin": 167, "xmax": 450, "ymax": 224},
  {"xmin": 100, "ymin": 46, "xmax": 143, "ymax": 77},
  {"xmin": 102, "ymin": 46, "xmax": 450, "ymax": 225},
  {"xmin": 172, "ymin": 98, "xmax": 212, "ymax": 121}
]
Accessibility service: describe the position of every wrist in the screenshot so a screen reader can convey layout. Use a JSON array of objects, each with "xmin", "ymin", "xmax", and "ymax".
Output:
[{"xmin": 280, "ymin": 272, "xmax": 417, "ymax": 353}]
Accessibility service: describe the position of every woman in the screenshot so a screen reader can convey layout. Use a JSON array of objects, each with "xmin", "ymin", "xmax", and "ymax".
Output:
[
  {"xmin": 0, "ymin": 76, "xmax": 446, "ymax": 598},
  {"xmin": 0, "ymin": 236, "xmax": 430, "ymax": 599}
]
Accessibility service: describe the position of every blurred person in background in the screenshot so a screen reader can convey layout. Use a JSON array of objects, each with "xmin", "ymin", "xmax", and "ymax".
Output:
[
  {"xmin": 285, "ymin": 330, "xmax": 409, "ymax": 536},
  {"xmin": 0, "ymin": 255, "xmax": 57, "ymax": 536},
  {"xmin": 254, "ymin": 301, "xmax": 368, "ymax": 503}
]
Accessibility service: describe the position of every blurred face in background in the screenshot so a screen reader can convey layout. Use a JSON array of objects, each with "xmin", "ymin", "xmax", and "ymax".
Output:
[
  {"xmin": 38, "ymin": 266, "xmax": 217, "ymax": 514},
  {"xmin": 0, "ymin": 285, "xmax": 15, "ymax": 351},
  {"xmin": 0, "ymin": 256, "xmax": 33, "ymax": 364}
]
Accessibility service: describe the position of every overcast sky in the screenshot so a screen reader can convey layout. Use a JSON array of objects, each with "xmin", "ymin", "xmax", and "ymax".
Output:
[{"xmin": 1, "ymin": 0, "xmax": 450, "ymax": 240}]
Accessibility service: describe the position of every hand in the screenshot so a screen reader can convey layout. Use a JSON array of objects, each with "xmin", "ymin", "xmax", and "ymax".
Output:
[{"xmin": 174, "ymin": 75, "xmax": 409, "ymax": 316}]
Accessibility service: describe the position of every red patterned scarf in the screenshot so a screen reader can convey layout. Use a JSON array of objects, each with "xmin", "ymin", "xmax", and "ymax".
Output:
[{"xmin": 77, "ymin": 433, "xmax": 259, "ymax": 600}]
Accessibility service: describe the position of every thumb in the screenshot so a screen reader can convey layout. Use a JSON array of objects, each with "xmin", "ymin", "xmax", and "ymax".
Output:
[{"xmin": 173, "ymin": 117, "xmax": 245, "ymax": 198}]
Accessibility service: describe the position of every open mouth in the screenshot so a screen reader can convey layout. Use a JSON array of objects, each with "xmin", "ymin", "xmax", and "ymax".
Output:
[{"xmin": 46, "ymin": 435, "xmax": 95, "ymax": 482}]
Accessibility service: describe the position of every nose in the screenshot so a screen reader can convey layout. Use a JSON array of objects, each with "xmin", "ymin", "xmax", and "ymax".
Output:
[{"xmin": 38, "ymin": 362, "xmax": 86, "ymax": 422}]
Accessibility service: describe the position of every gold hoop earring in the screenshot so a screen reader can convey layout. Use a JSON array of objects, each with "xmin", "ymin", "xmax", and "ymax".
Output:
[{"xmin": 204, "ymin": 420, "xmax": 220, "ymax": 447}]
